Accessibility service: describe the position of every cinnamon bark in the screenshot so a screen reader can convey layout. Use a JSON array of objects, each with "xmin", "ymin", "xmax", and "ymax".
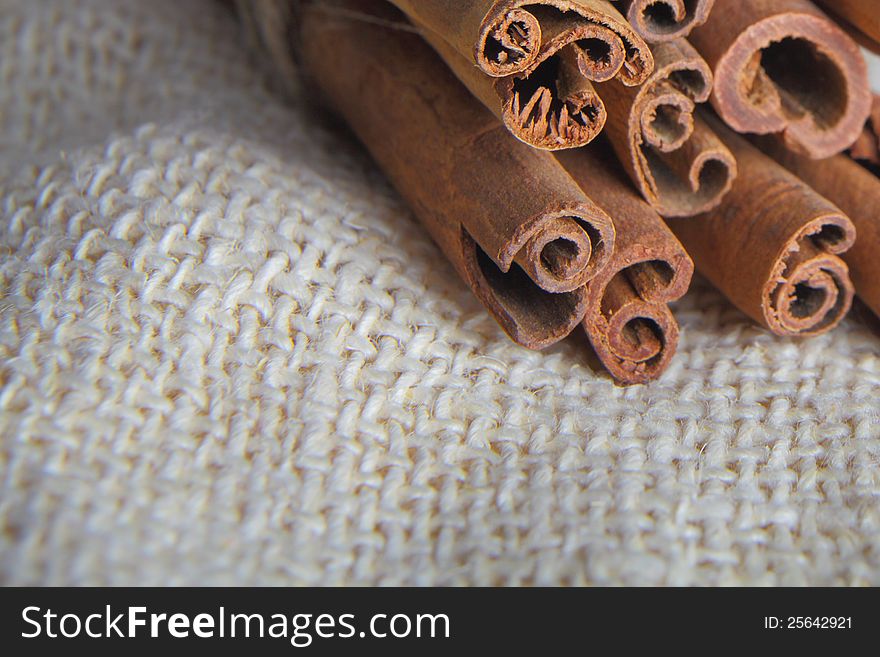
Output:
[
  {"xmin": 849, "ymin": 94, "xmax": 880, "ymax": 172},
  {"xmin": 417, "ymin": 26, "xmax": 609, "ymax": 150},
  {"xmin": 611, "ymin": 0, "xmax": 715, "ymax": 43},
  {"xmin": 667, "ymin": 116, "xmax": 856, "ymax": 337},
  {"xmin": 814, "ymin": 0, "xmax": 880, "ymax": 52},
  {"xmin": 389, "ymin": 0, "xmax": 652, "ymax": 81},
  {"xmin": 689, "ymin": 0, "xmax": 871, "ymax": 159},
  {"xmin": 557, "ymin": 147, "xmax": 694, "ymax": 384},
  {"xmin": 283, "ymin": 0, "xmax": 617, "ymax": 349},
  {"xmin": 390, "ymin": 0, "xmax": 653, "ymax": 149},
  {"xmin": 600, "ymin": 39, "xmax": 736, "ymax": 216},
  {"xmin": 757, "ymin": 137, "xmax": 880, "ymax": 321}
]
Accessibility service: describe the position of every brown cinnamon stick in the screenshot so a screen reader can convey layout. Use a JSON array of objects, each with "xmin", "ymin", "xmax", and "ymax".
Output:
[
  {"xmin": 557, "ymin": 147, "xmax": 694, "ymax": 384},
  {"xmin": 689, "ymin": 0, "xmax": 871, "ymax": 158},
  {"xmin": 611, "ymin": 0, "xmax": 715, "ymax": 43},
  {"xmin": 849, "ymin": 94, "xmax": 880, "ymax": 171},
  {"xmin": 814, "ymin": 0, "xmax": 880, "ymax": 52},
  {"xmin": 757, "ymin": 137, "xmax": 880, "ymax": 321},
  {"xmin": 278, "ymin": 0, "xmax": 618, "ymax": 349},
  {"xmin": 390, "ymin": 0, "xmax": 654, "ymax": 149},
  {"xmin": 389, "ymin": 0, "xmax": 652, "ymax": 81},
  {"xmin": 667, "ymin": 116, "xmax": 856, "ymax": 337},
  {"xmin": 600, "ymin": 38, "xmax": 737, "ymax": 216},
  {"xmin": 417, "ymin": 25, "xmax": 609, "ymax": 150}
]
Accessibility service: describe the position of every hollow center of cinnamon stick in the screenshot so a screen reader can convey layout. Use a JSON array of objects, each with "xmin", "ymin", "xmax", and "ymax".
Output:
[
  {"xmin": 642, "ymin": 2, "xmax": 680, "ymax": 33},
  {"xmin": 540, "ymin": 237, "xmax": 582, "ymax": 279},
  {"xmin": 695, "ymin": 158, "xmax": 734, "ymax": 195},
  {"xmin": 756, "ymin": 38, "xmax": 847, "ymax": 129},
  {"xmin": 512, "ymin": 56, "xmax": 596, "ymax": 126},
  {"xmin": 484, "ymin": 19, "xmax": 533, "ymax": 68},
  {"xmin": 809, "ymin": 223, "xmax": 847, "ymax": 251},
  {"xmin": 580, "ymin": 38, "xmax": 614, "ymax": 68},
  {"xmin": 626, "ymin": 260, "xmax": 675, "ymax": 299},
  {"xmin": 790, "ymin": 283, "xmax": 828, "ymax": 319},
  {"xmin": 668, "ymin": 68, "xmax": 709, "ymax": 99},
  {"xmin": 509, "ymin": 52, "xmax": 603, "ymax": 142},
  {"xmin": 648, "ymin": 104, "xmax": 688, "ymax": 146},
  {"xmin": 620, "ymin": 317, "xmax": 664, "ymax": 362}
]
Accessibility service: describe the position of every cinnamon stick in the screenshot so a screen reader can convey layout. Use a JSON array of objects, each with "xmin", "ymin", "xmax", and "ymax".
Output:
[
  {"xmin": 813, "ymin": 0, "xmax": 880, "ymax": 52},
  {"xmin": 389, "ymin": 0, "xmax": 652, "ymax": 81},
  {"xmin": 600, "ymin": 38, "xmax": 737, "ymax": 216},
  {"xmin": 757, "ymin": 137, "xmax": 880, "ymax": 321},
  {"xmin": 849, "ymin": 94, "xmax": 880, "ymax": 172},
  {"xmin": 557, "ymin": 147, "xmax": 694, "ymax": 384},
  {"xmin": 689, "ymin": 0, "xmax": 871, "ymax": 158},
  {"xmin": 416, "ymin": 25, "xmax": 609, "ymax": 150},
  {"xmin": 611, "ymin": 0, "xmax": 715, "ymax": 43},
  {"xmin": 667, "ymin": 116, "xmax": 856, "ymax": 337},
  {"xmin": 278, "ymin": 0, "xmax": 617, "ymax": 349},
  {"xmin": 389, "ymin": 0, "xmax": 654, "ymax": 149}
]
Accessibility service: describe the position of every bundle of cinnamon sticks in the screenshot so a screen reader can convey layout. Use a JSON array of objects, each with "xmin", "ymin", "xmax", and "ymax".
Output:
[{"xmin": 236, "ymin": 0, "xmax": 880, "ymax": 385}]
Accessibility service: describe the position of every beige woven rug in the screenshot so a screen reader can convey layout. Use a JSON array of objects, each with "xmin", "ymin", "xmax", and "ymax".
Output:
[{"xmin": 1, "ymin": 0, "xmax": 879, "ymax": 586}]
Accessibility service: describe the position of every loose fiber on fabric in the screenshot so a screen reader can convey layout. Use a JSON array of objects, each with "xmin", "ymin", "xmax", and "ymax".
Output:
[{"xmin": 0, "ymin": 0, "xmax": 879, "ymax": 586}]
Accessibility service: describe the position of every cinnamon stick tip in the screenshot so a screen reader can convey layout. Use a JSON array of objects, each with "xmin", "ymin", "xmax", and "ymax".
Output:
[
  {"xmin": 603, "ymin": 306, "xmax": 681, "ymax": 385},
  {"xmin": 625, "ymin": 0, "xmax": 716, "ymax": 44},
  {"xmin": 764, "ymin": 214, "xmax": 857, "ymax": 337},
  {"xmin": 475, "ymin": 6, "xmax": 541, "ymax": 76},
  {"xmin": 712, "ymin": 12, "xmax": 871, "ymax": 158},
  {"xmin": 510, "ymin": 206, "xmax": 616, "ymax": 293}
]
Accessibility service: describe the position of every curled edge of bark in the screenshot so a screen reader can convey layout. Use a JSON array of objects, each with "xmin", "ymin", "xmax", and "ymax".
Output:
[
  {"xmin": 475, "ymin": 0, "xmax": 654, "ymax": 86},
  {"xmin": 710, "ymin": 12, "xmax": 871, "ymax": 158},
  {"xmin": 584, "ymin": 247, "xmax": 692, "ymax": 384},
  {"xmin": 617, "ymin": 0, "xmax": 716, "ymax": 44},
  {"xmin": 762, "ymin": 215, "xmax": 856, "ymax": 337},
  {"xmin": 556, "ymin": 147, "xmax": 694, "ymax": 384},
  {"xmin": 616, "ymin": 40, "xmax": 737, "ymax": 216},
  {"xmin": 460, "ymin": 229, "xmax": 591, "ymax": 350},
  {"xmin": 500, "ymin": 204, "xmax": 616, "ymax": 293},
  {"xmin": 495, "ymin": 45, "xmax": 609, "ymax": 150},
  {"xmin": 668, "ymin": 120, "xmax": 857, "ymax": 338},
  {"xmin": 758, "ymin": 133, "xmax": 880, "ymax": 322},
  {"xmin": 421, "ymin": 25, "xmax": 613, "ymax": 150}
]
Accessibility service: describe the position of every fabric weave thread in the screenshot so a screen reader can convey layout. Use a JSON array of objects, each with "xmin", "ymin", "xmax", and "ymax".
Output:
[{"xmin": 1, "ymin": 0, "xmax": 879, "ymax": 586}]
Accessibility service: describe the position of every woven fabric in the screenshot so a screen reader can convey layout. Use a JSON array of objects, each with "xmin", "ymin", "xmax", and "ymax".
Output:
[{"xmin": 1, "ymin": 0, "xmax": 879, "ymax": 586}]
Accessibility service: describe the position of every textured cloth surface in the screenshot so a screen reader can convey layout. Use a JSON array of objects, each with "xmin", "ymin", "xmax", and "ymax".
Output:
[{"xmin": 2, "ymin": 0, "xmax": 880, "ymax": 586}]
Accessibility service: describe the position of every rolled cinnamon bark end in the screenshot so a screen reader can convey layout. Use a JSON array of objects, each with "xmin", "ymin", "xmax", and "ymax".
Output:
[
  {"xmin": 588, "ymin": 267, "xmax": 683, "ymax": 384},
  {"xmin": 602, "ymin": 39, "xmax": 737, "ymax": 217},
  {"xmin": 499, "ymin": 45, "xmax": 610, "ymax": 150},
  {"xmin": 512, "ymin": 3, "xmax": 654, "ymax": 87},
  {"xmin": 557, "ymin": 148, "xmax": 694, "ymax": 384},
  {"xmin": 461, "ymin": 231, "xmax": 591, "ymax": 349},
  {"xmin": 763, "ymin": 222, "xmax": 854, "ymax": 336},
  {"xmin": 386, "ymin": 0, "xmax": 540, "ymax": 77},
  {"xmin": 615, "ymin": 0, "xmax": 715, "ymax": 43},
  {"xmin": 668, "ymin": 118, "xmax": 857, "ymax": 338},
  {"xmin": 420, "ymin": 27, "xmax": 610, "ymax": 151},
  {"xmin": 475, "ymin": 5, "xmax": 543, "ymax": 76},
  {"xmin": 475, "ymin": 1, "xmax": 654, "ymax": 84},
  {"xmin": 294, "ymin": 0, "xmax": 612, "ymax": 349},
  {"xmin": 689, "ymin": 0, "xmax": 871, "ymax": 159},
  {"xmin": 758, "ymin": 136, "xmax": 880, "ymax": 321},
  {"xmin": 512, "ymin": 210, "xmax": 615, "ymax": 293},
  {"xmin": 392, "ymin": 0, "xmax": 653, "ymax": 84},
  {"xmin": 407, "ymin": 2, "xmax": 655, "ymax": 150}
]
